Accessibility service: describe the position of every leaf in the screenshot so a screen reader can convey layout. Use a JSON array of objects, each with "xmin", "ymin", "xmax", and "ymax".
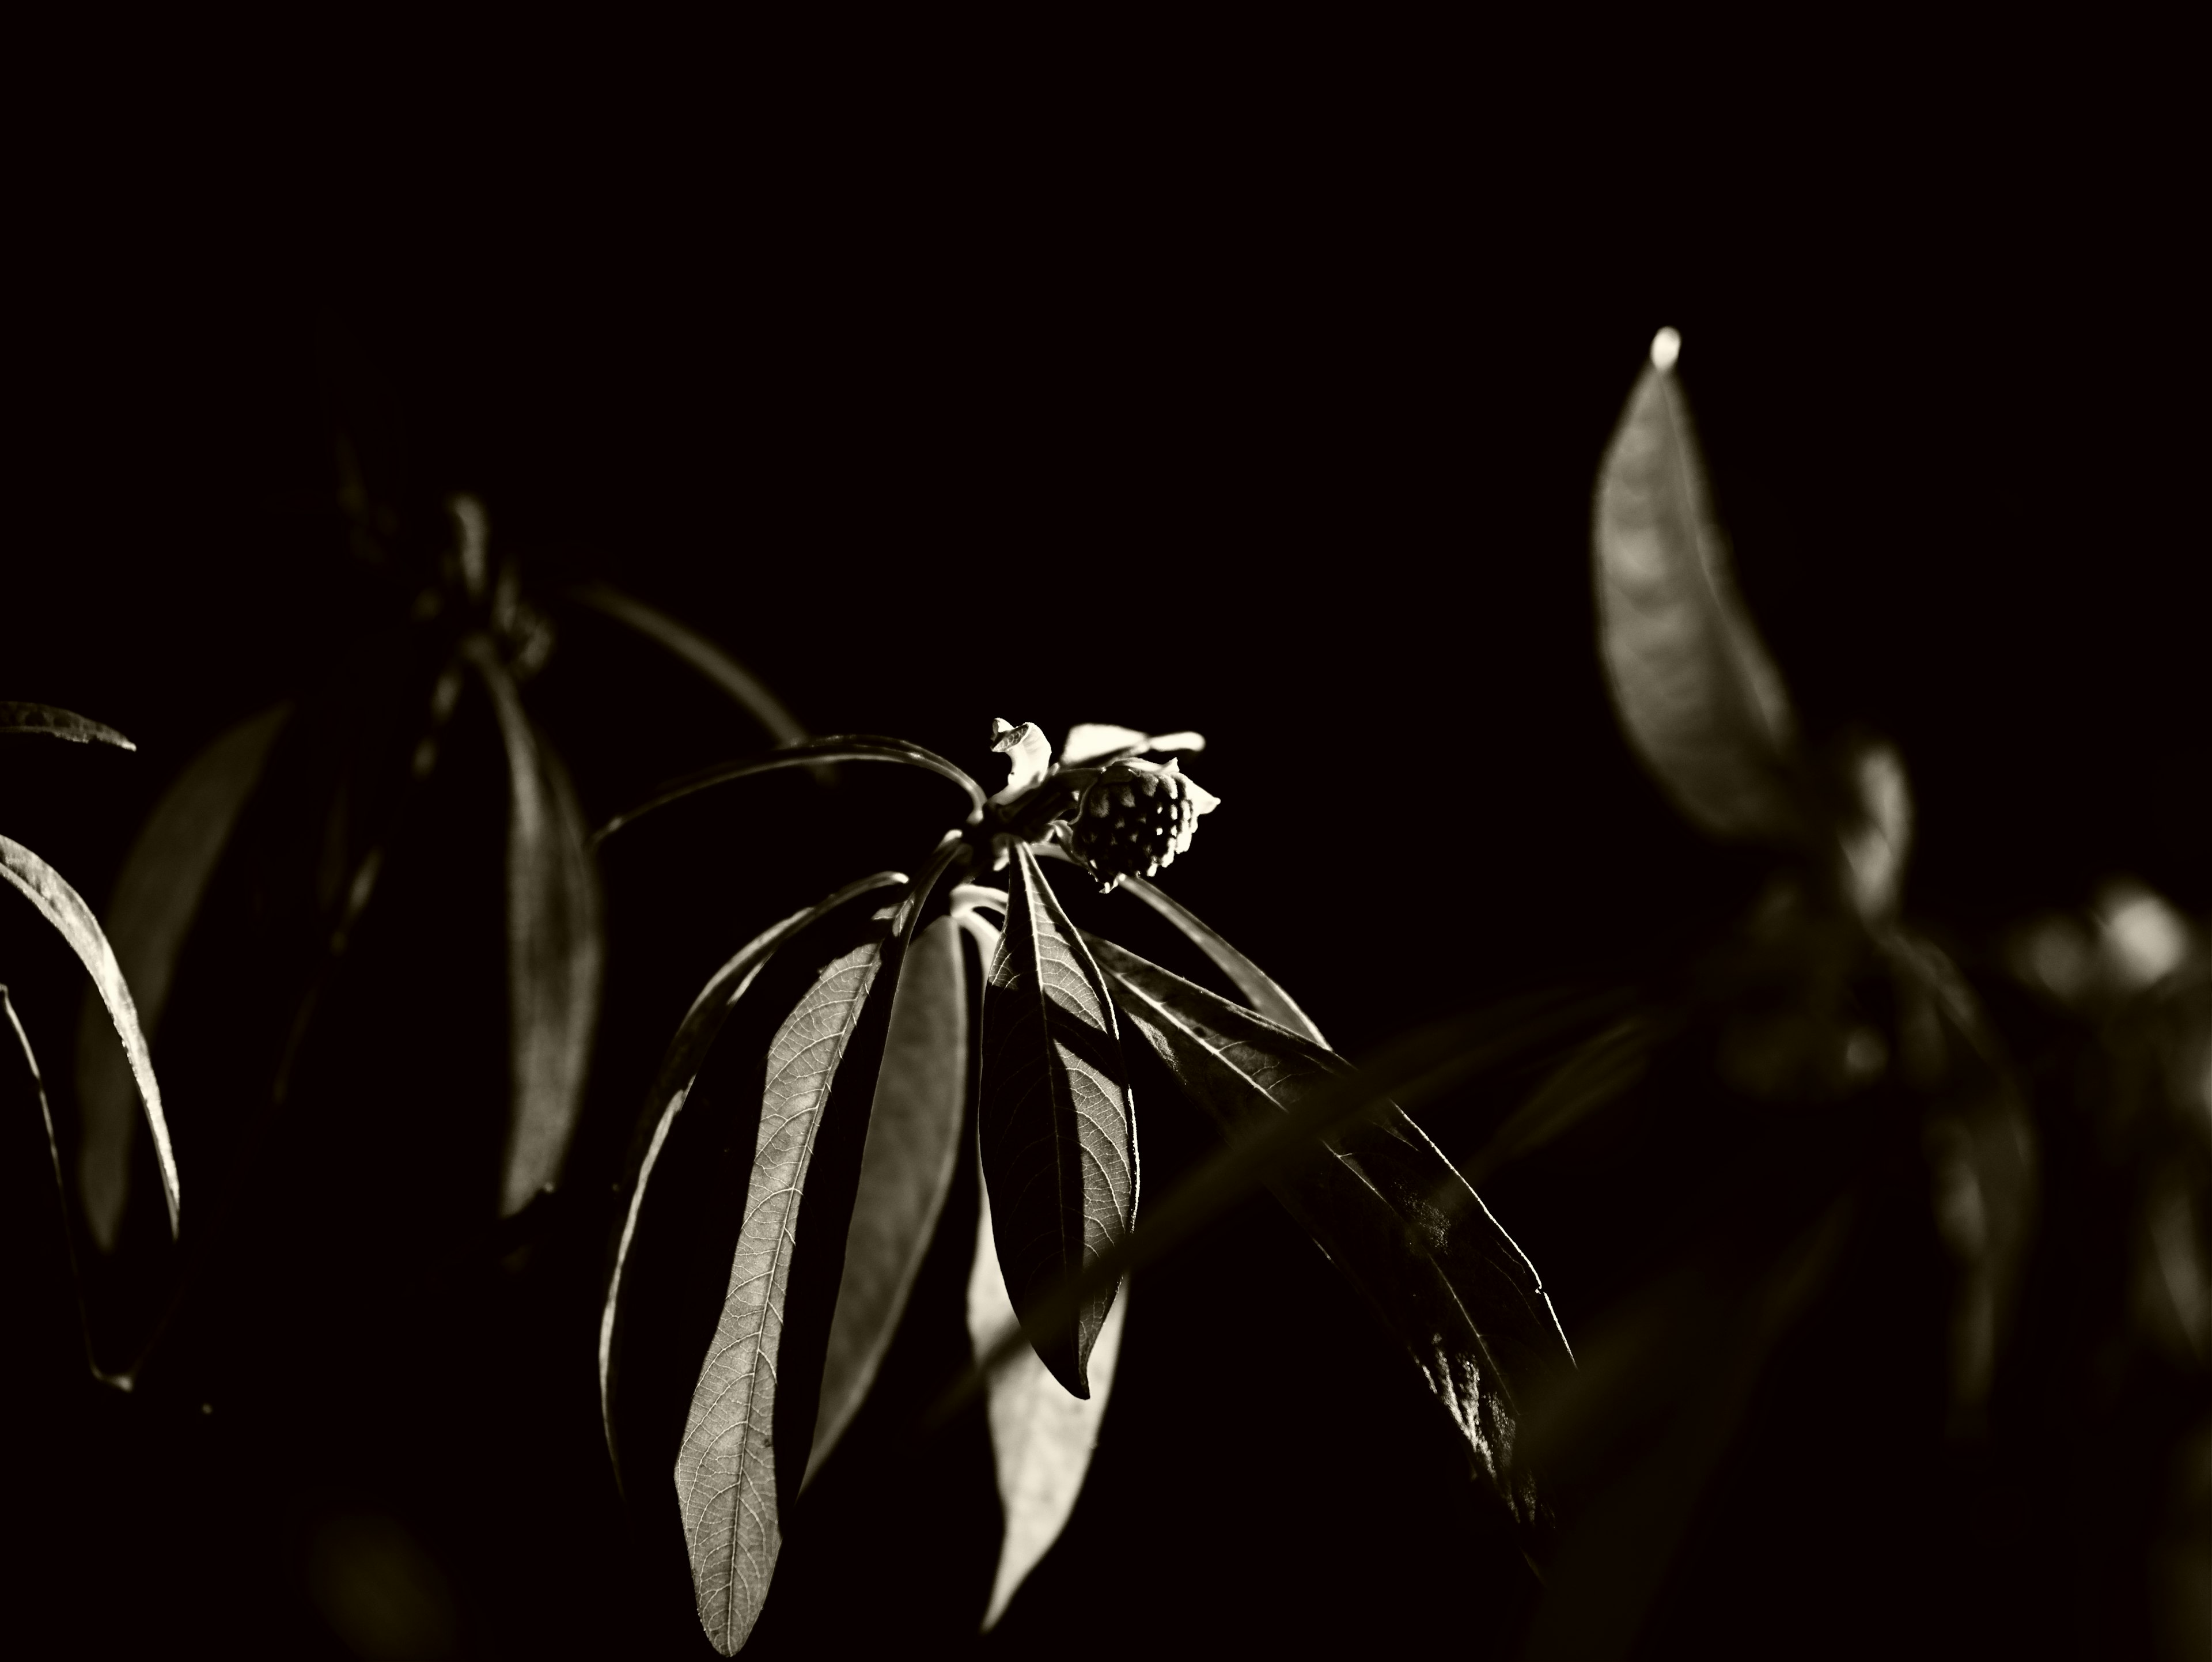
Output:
[
  {"xmin": 0, "ymin": 835, "xmax": 179, "ymax": 1236},
  {"xmin": 5, "ymin": 985, "xmax": 113, "ymax": 1384},
  {"xmin": 1090, "ymin": 934, "xmax": 1573, "ymax": 1523},
  {"xmin": 467, "ymin": 643, "xmax": 605, "ymax": 1216},
  {"xmin": 599, "ymin": 872, "xmax": 906, "ymax": 1484},
  {"xmin": 74, "ymin": 704, "xmax": 286, "ymax": 1250},
  {"xmin": 967, "ymin": 1150, "xmax": 1127, "ymax": 1631},
  {"xmin": 677, "ymin": 938, "xmax": 887, "ymax": 1656},
  {"xmin": 1593, "ymin": 342, "xmax": 1802, "ymax": 842},
  {"xmin": 1034, "ymin": 843, "xmax": 1320, "ymax": 1043},
  {"xmin": 988, "ymin": 719, "xmax": 1052, "ymax": 802},
  {"xmin": 1059, "ymin": 724, "xmax": 1206, "ymax": 766},
  {"xmin": 594, "ymin": 735, "xmax": 987, "ymax": 847},
  {"xmin": 804, "ymin": 913, "xmax": 969, "ymax": 1488},
  {"xmin": 978, "ymin": 843, "xmax": 1136, "ymax": 1398},
  {"xmin": 0, "ymin": 702, "xmax": 135, "ymax": 749},
  {"xmin": 566, "ymin": 582, "xmax": 809, "ymax": 747}
]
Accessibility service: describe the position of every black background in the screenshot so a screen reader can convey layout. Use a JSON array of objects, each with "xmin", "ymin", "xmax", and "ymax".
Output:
[{"xmin": 2, "ymin": 96, "xmax": 2202, "ymax": 1659}]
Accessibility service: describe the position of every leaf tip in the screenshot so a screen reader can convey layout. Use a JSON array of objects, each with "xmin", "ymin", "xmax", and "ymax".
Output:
[{"xmin": 1650, "ymin": 325, "xmax": 1681, "ymax": 372}]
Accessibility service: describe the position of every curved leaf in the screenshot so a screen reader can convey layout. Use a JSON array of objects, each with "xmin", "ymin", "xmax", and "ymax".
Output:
[
  {"xmin": 74, "ymin": 703, "xmax": 286, "ymax": 1250},
  {"xmin": 599, "ymin": 870, "xmax": 908, "ymax": 1479},
  {"xmin": 978, "ymin": 843, "xmax": 1135, "ymax": 1398},
  {"xmin": 0, "ymin": 835, "xmax": 178, "ymax": 1236},
  {"xmin": 804, "ymin": 913, "xmax": 969, "ymax": 1488},
  {"xmin": 594, "ymin": 735, "xmax": 986, "ymax": 847},
  {"xmin": 566, "ymin": 582, "xmax": 809, "ymax": 745},
  {"xmin": 0, "ymin": 702, "xmax": 134, "ymax": 749},
  {"xmin": 967, "ymin": 1150, "xmax": 1127, "ymax": 1631},
  {"xmin": 1091, "ymin": 934, "xmax": 1572, "ymax": 1523},
  {"xmin": 6, "ymin": 985, "xmax": 116, "ymax": 1385},
  {"xmin": 677, "ymin": 938, "xmax": 887, "ymax": 1656},
  {"xmin": 1593, "ymin": 343, "xmax": 1802, "ymax": 841},
  {"xmin": 467, "ymin": 643, "xmax": 605, "ymax": 1215}
]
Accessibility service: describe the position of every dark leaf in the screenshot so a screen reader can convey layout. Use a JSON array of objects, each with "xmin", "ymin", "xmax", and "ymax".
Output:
[
  {"xmin": 594, "ymin": 735, "xmax": 986, "ymax": 847},
  {"xmin": 0, "ymin": 702, "xmax": 135, "ymax": 749},
  {"xmin": 566, "ymin": 583, "xmax": 809, "ymax": 747},
  {"xmin": 804, "ymin": 913, "xmax": 969, "ymax": 1488},
  {"xmin": 467, "ymin": 644, "xmax": 605, "ymax": 1216},
  {"xmin": 1593, "ymin": 342, "xmax": 1802, "ymax": 842},
  {"xmin": 0, "ymin": 835, "xmax": 178, "ymax": 1236},
  {"xmin": 74, "ymin": 705, "xmax": 286, "ymax": 1249},
  {"xmin": 1091, "ymin": 934, "xmax": 1571, "ymax": 1523},
  {"xmin": 677, "ymin": 937, "xmax": 887, "ymax": 1656},
  {"xmin": 978, "ymin": 843, "xmax": 1136, "ymax": 1398}
]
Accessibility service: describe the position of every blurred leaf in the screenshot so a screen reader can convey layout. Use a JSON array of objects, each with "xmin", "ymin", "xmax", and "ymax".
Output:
[
  {"xmin": 978, "ymin": 845, "xmax": 1136, "ymax": 1398},
  {"xmin": 4, "ymin": 985, "xmax": 115, "ymax": 1384},
  {"xmin": 599, "ymin": 872, "xmax": 906, "ymax": 1486},
  {"xmin": 805, "ymin": 914, "xmax": 969, "ymax": 1489},
  {"xmin": 0, "ymin": 702, "xmax": 134, "ymax": 749},
  {"xmin": 0, "ymin": 834, "xmax": 177, "ymax": 1237},
  {"xmin": 1593, "ymin": 350, "xmax": 1802, "ymax": 842},
  {"xmin": 74, "ymin": 704, "xmax": 286, "ymax": 1250},
  {"xmin": 1091, "ymin": 935, "xmax": 1570, "ymax": 1524},
  {"xmin": 1456, "ymin": 1017, "xmax": 1660, "ymax": 1190},
  {"xmin": 1059, "ymin": 724, "xmax": 1150, "ymax": 766},
  {"xmin": 567, "ymin": 583, "xmax": 809, "ymax": 747},
  {"xmin": 594, "ymin": 735, "xmax": 987, "ymax": 847},
  {"xmin": 966, "ymin": 1146, "xmax": 1127, "ymax": 1631},
  {"xmin": 468, "ymin": 642, "xmax": 605, "ymax": 1216},
  {"xmin": 677, "ymin": 938, "xmax": 887, "ymax": 1657}
]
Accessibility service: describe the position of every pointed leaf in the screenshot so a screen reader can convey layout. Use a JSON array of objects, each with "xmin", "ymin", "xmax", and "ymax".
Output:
[
  {"xmin": 0, "ymin": 702, "xmax": 135, "ymax": 749},
  {"xmin": 0, "ymin": 835, "xmax": 178, "ymax": 1237},
  {"xmin": 566, "ymin": 582, "xmax": 809, "ymax": 746},
  {"xmin": 595, "ymin": 735, "xmax": 986, "ymax": 846},
  {"xmin": 74, "ymin": 704, "xmax": 286, "ymax": 1249},
  {"xmin": 1593, "ymin": 343, "xmax": 1802, "ymax": 841},
  {"xmin": 1092, "ymin": 934, "xmax": 1572, "ymax": 1522},
  {"xmin": 600, "ymin": 872, "xmax": 906, "ymax": 1479},
  {"xmin": 677, "ymin": 939, "xmax": 886, "ymax": 1656},
  {"xmin": 1060, "ymin": 723, "xmax": 1150, "ymax": 766},
  {"xmin": 988, "ymin": 719, "xmax": 1053, "ymax": 802},
  {"xmin": 978, "ymin": 844, "xmax": 1136, "ymax": 1397},
  {"xmin": 468, "ymin": 643, "xmax": 605, "ymax": 1215},
  {"xmin": 804, "ymin": 914, "xmax": 969, "ymax": 1487},
  {"xmin": 968, "ymin": 1154, "xmax": 1127, "ymax": 1631}
]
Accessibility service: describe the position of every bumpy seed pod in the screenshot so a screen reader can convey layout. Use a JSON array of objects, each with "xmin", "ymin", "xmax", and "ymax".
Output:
[{"xmin": 1069, "ymin": 758, "xmax": 1219, "ymax": 892}]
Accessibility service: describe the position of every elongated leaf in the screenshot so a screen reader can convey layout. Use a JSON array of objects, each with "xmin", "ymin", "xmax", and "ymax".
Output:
[
  {"xmin": 0, "ymin": 835, "xmax": 177, "ymax": 1236},
  {"xmin": 468, "ymin": 643, "xmax": 605, "ymax": 1216},
  {"xmin": 74, "ymin": 703, "xmax": 286, "ymax": 1249},
  {"xmin": 967, "ymin": 1152, "xmax": 1127, "ymax": 1631},
  {"xmin": 1092, "ymin": 934, "xmax": 1571, "ymax": 1521},
  {"xmin": 1035, "ymin": 843, "xmax": 1319, "ymax": 1043},
  {"xmin": 595, "ymin": 736, "xmax": 986, "ymax": 847},
  {"xmin": 0, "ymin": 702, "xmax": 135, "ymax": 749},
  {"xmin": 678, "ymin": 939, "xmax": 887, "ymax": 1656},
  {"xmin": 978, "ymin": 844, "xmax": 1135, "ymax": 1398},
  {"xmin": 804, "ymin": 914, "xmax": 969, "ymax": 1487},
  {"xmin": 600, "ymin": 872, "xmax": 906, "ymax": 1480},
  {"xmin": 1593, "ymin": 342, "xmax": 1802, "ymax": 841},
  {"xmin": 566, "ymin": 581, "xmax": 809, "ymax": 745},
  {"xmin": 6, "ymin": 985, "xmax": 115, "ymax": 1385}
]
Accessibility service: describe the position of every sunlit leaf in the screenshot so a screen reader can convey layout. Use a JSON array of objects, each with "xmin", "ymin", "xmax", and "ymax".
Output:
[
  {"xmin": 74, "ymin": 704, "xmax": 286, "ymax": 1250},
  {"xmin": 594, "ymin": 735, "xmax": 986, "ymax": 847},
  {"xmin": 1091, "ymin": 935, "xmax": 1571, "ymax": 1522},
  {"xmin": 566, "ymin": 582, "xmax": 809, "ymax": 747},
  {"xmin": 804, "ymin": 914, "xmax": 969, "ymax": 1488},
  {"xmin": 978, "ymin": 844, "xmax": 1136, "ymax": 1398},
  {"xmin": 988, "ymin": 719, "xmax": 1052, "ymax": 802},
  {"xmin": 967, "ymin": 1149, "xmax": 1127, "ymax": 1631},
  {"xmin": 1059, "ymin": 724, "xmax": 1149, "ymax": 766},
  {"xmin": 0, "ymin": 835, "xmax": 178, "ymax": 1237},
  {"xmin": 1593, "ymin": 343, "xmax": 1802, "ymax": 842},
  {"xmin": 677, "ymin": 938, "xmax": 887, "ymax": 1656},
  {"xmin": 599, "ymin": 872, "xmax": 906, "ymax": 1483},
  {"xmin": 468, "ymin": 643, "xmax": 605, "ymax": 1216},
  {"xmin": 0, "ymin": 702, "xmax": 135, "ymax": 749}
]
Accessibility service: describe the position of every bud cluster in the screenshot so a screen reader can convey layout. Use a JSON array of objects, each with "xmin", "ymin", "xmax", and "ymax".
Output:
[{"xmin": 1068, "ymin": 758, "xmax": 1217, "ymax": 891}]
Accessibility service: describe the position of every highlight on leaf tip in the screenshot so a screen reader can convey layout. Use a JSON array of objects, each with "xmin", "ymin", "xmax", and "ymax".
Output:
[{"xmin": 1650, "ymin": 327, "xmax": 1682, "ymax": 371}]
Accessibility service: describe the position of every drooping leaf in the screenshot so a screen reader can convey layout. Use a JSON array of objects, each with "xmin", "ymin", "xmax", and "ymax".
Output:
[
  {"xmin": 594, "ymin": 735, "xmax": 986, "ymax": 847},
  {"xmin": 1090, "ymin": 934, "xmax": 1573, "ymax": 1523},
  {"xmin": 566, "ymin": 582, "xmax": 809, "ymax": 747},
  {"xmin": 804, "ymin": 913, "xmax": 969, "ymax": 1488},
  {"xmin": 0, "ymin": 703, "xmax": 135, "ymax": 749},
  {"xmin": 467, "ymin": 643, "xmax": 605, "ymax": 1216},
  {"xmin": 1593, "ymin": 339, "xmax": 1803, "ymax": 842},
  {"xmin": 600, "ymin": 872, "xmax": 907, "ymax": 1481},
  {"xmin": 677, "ymin": 938, "xmax": 887, "ymax": 1656},
  {"xmin": 0, "ymin": 835, "xmax": 178, "ymax": 1236},
  {"xmin": 977, "ymin": 843, "xmax": 1136, "ymax": 1398},
  {"xmin": 74, "ymin": 704, "xmax": 287, "ymax": 1250},
  {"xmin": 967, "ymin": 1149, "xmax": 1127, "ymax": 1631}
]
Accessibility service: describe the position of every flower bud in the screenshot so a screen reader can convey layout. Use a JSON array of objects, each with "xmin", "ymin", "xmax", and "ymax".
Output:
[{"xmin": 1068, "ymin": 758, "xmax": 1219, "ymax": 891}]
